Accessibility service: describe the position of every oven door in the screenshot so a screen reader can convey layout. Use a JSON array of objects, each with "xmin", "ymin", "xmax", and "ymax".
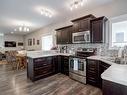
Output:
[{"xmin": 69, "ymin": 58, "xmax": 86, "ymax": 76}]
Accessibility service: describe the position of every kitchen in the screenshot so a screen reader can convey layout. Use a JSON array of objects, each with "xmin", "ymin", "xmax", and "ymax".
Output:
[{"xmin": 0, "ymin": 0, "xmax": 127, "ymax": 95}]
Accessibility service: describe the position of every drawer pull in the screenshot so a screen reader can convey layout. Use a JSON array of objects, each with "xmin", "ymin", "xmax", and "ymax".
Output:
[
  {"xmin": 89, "ymin": 68, "xmax": 95, "ymax": 71},
  {"xmin": 43, "ymin": 64, "xmax": 47, "ymax": 66}
]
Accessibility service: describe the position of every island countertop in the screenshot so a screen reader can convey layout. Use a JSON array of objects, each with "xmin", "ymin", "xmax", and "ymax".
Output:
[
  {"xmin": 101, "ymin": 64, "xmax": 127, "ymax": 86},
  {"xmin": 27, "ymin": 51, "xmax": 73, "ymax": 58}
]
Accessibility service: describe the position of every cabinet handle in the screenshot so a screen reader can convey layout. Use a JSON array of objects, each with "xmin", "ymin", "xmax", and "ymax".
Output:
[
  {"xmin": 43, "ymin": 64, "xmax": 47, "ymax": 66},
  {"xmin": 89, "ymin": 68, "xmax": 95, "ymax": 71}
]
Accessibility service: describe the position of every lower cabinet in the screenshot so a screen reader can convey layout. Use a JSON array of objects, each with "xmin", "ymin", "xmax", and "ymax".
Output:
[
  {"xmin": 27, "ymin": 56, "xmax": 55, "ymax": 81},
  {"xmin": 86, "ymin": 59, "xmax": 100, "ymax": 87},
  {"xmin": 86, "ymin": 59, "xmax": 111, "ymax": 88},
  {"xmin": 103, "ymin": 80, "xmax": 127, "ymax": 95},
  {"xmin": 61, "ymin": 56, "xmax": 69, "ymax": 76},
  {"xmin": 99, "ymin": 62, "xmax": 111, "ymax": 88},
  {"xmin": 27, "ymin": 55, "xmax": 69, "ymax": 81}
]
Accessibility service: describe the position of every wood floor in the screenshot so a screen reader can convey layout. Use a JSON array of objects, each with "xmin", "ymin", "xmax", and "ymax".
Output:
[{"xmin": 0, "ymin": 64, "xmax": 102, "ymax": 95}]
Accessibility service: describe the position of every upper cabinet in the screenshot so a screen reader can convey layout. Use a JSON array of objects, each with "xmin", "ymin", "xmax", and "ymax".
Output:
[
  {"xmin": 90, "ymin": 16, "xmax": 108, "ymax": 43},
  {"xmin": 56, "ymin": 25, "xmax": 73, "ymax": 44},
  {"xmin": 71, "ymin": 14, "xmax": 96, "ymax": 33},
  {"xmin": 55, "ymin": 14, "xmax": 108, "ymax": 44}
]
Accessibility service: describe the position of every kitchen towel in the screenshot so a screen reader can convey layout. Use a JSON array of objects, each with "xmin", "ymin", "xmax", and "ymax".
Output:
[{"xmin": 74, "ymin": 58, "xmax": 78, "ymax": 71}]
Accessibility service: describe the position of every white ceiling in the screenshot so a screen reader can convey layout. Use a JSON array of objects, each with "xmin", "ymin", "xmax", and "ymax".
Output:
[{"xmin": 0, "ymin": 0, "xmax": 114, "ymax": 35}]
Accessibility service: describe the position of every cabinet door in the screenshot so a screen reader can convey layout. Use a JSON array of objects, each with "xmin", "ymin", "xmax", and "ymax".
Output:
[
  {"xmin": 80, "ymin": 19, "xmax": 90, "ymax": 31},
  {"xmin": 53, "ymin": 56, "xmax": 62, "ymax": 74},
  {"xmin": 103, "ymin": 80, "xmax": 127, "ymax": 95},
  {"xmin": 91, "ymin": 20, "xmax": 103, "ymax": 43},
  {"xmin": 86, "ymin": 59, "xmax": 100, "ymax": 87},
  {"xmin": 99, "ymin": 62, "xmax": 111, "ymax": 88},
  {"xmin": 73, "ymin": 21, "xmax": 79, "ymax": 33},
  {"xmin": 56, "ymin": 30, "xmax": 62, "ymax": 44},
  {"xmin": 56, "ymin": 26, "xmax": 72, "ymax": 44},
  {"xmin": 61, "ymin": 28, "xmax": 69, "ymax": 44},
  {"xmin": 61, "ymin": 56, "xmax": 69, "ymax": 76}
]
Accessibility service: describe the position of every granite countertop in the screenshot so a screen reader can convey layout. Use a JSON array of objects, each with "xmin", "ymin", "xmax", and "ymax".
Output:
[
  {"xmin": 87, "ymin": 56, "xmax": 127, "ymax": 86},
  {"xmin": 87, "ymin": 56, "xmax": 116, "ymax": 65},
  {"xmin": 101, "ymin": 64, "xmax": 127, "ymax": 86},
  {"xmin": 27, "ymin": 51, "xmax": 73, "ymax": 58},
  {"xmin": 27, "ymin": 51, "xmax": 127, "ymax": 86}
]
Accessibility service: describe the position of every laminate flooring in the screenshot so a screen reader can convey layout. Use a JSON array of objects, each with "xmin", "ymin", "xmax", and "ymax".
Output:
[{"xmin": 0, "ymin": 64, "xmax": 102, "ymax": 95}]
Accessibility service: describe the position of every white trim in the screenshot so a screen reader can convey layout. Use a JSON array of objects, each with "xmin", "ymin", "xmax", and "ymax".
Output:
[{"xmin": 109, "ymin": 14, "xmax": 127, "ymax": 49}]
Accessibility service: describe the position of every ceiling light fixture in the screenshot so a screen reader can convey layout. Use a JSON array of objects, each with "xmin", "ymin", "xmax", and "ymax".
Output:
[
  {"xmin": 11, "ymin": 32, "xmax": 14, "ymax": 34},
  {"xmin": 41, "ymin": 8, "xmax": 53, "ymax": 18},
  {"xmin": 70, "ymin": 0, "xmax": 86, "ymax": 11},
  {"xmin": 14, "ymin": 24, "xmax": 30, "ymax": 32}
]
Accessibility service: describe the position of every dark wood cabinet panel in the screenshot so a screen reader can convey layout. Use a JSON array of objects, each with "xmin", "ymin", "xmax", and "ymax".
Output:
[
  {"xmin": 27, "ymin": 56, "xmax": 55, "ymax": 81},
  {"xmin": 72, "ymin": 14, "xmax": 96, "ymax": 33},
  {"xmin": 99, "ymin": 62, "xmax": 111, "ymax": 88},
  {"xmin": 27, "ymin": 55, "xmax": 69, "ymax": 81},
  {"xmin": 87, "ymin": 59, "xmax": 111, "ymax": 88},
  {"xmin": 56, "ymin": 25, "xmax": 73, "ymax": 44},
  {"xmin": 52, "ymin": 56, "xmax": 62, "ymax": 74},
  {"xmin": 86, "ymin": 59, "xmax": 100, "ymax": 87},
  {"xmin": 90, "ymin": 16, "xmax": 108, "ymax": 43},
  {"xmin": 61, "ymin": 56, "xmax": 69, "ymax": 76},
  {"xmin": 103, "ymin": 80, "xmax": 127, "ymax": 95},
  {"xmin": 56, "ymin": 30, "xmax": 62, "ymax": 44}
]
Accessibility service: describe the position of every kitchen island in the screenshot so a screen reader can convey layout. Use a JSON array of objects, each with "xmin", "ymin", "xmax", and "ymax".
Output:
[{"xmin": 27, "ymin": 51, "xmax": 72, "ymax": 81}]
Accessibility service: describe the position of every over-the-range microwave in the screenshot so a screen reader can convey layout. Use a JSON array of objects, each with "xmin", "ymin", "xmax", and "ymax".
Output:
[{"xmin": 72, "ymin": 31, "xmax": 90, "ymax": 43}]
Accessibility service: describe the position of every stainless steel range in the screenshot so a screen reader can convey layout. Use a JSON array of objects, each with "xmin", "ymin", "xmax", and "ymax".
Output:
[{"xmin": 69, "ymin": 48, "xmax": 96, "ymax": 84}]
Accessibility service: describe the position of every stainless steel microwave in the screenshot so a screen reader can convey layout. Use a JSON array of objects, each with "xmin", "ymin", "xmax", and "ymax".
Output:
[{"xmin": 72, "ymin": 31, "xmax": 90, "ymax": 43}]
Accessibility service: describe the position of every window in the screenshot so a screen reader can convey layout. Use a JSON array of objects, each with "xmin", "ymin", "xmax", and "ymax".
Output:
[
  {"xmin": 110, "ymin": 14, "xmax": 127, "ymax": 48},
  {"xmin": 0, "ymin": 33, "xmax": 4, "ymax": 48},
  {"xmin": 41, "ymin": 35, "xmax": 53, "ymax": 51}
]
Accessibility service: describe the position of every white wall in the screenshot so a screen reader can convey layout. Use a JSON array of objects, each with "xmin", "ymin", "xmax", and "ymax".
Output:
[
  {"xmin": 4, "ymin": 34, "xmax": 24, "ymax": 51},
  {"xmin": 24, "ymin": 0, "xmax": 127, "ymax": 50}
]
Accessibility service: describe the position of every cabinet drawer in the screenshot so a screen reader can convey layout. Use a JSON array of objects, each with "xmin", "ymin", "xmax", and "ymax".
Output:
[
  {"xmin": 34, "ymin": 58, "xmax": 46, "ymax": 63},
  {"xmin": 34, "ymin": 66, "xmax": 53, "ymax": 76},
  {"xmin": 87, "ymin": 69, "xmax": 97, "ymax": 74},
  {"xmin": 87, "ymin": 66, "xmax": 97, "ymax": 71},
  {"xmin": 87, "ymin": 78, "xmax": 98, "ymax": 85},
  {"xmin": 87, "ymin": 73, "xmax": 98, "ymax": 79},
  {"xmin": 87, "ymin": 60, "xmax": 98, "ymax": 66},
  {"xmin": 34, "ymin": 62, "xmax": 52, "ymax": 68}
]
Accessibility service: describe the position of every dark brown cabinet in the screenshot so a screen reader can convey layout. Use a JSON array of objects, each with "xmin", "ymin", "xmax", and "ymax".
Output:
[
  {"xmin": 56, "ymin": 25, "xmax": 73, "ymax": 44},
  {"xmin": 90, "ymin": 16, "xmax": 108, "ymax": 43},
  {"xmin": 27, "ymin": 57, "xmax": 55, "ymax": 81},
  {"xmin": 72, "ymin": 14, "xmax": 96, "ymax": 33},
  {"xmin": 103, "ymin": 80, "xmax": 127, "ymax": 95},
  {"xmin": 86, "ymin": 59, "xmax": 111, "ymax": 88},
  {"xmin": 99, "ymin": 62, "xmax": 111, "ymax": 88},
  {"xmin": 55, "ymin": 15, "xmax": 108, "ymax": 44},
  {"xmin": 86, "ymin": 59, "xmax": 100, "ymax": 87},
  {"xmin": 27, "ymin": 55, "xmax": 69, "ymax": 81},
  {"xmin": 61, "ymin": 56, "xmax": 69, "ymax": 76}
]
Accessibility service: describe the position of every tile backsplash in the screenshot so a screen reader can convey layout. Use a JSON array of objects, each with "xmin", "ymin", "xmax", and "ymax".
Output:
[{"xmin": 58, "ymin": 43, "xmax": 118, "ymax": 57}]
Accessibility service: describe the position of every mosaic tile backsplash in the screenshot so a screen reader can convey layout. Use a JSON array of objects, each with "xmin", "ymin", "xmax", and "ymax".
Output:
[{"xmin": 58, "ymin": 43, "xmax": 118, "ymax": 57}]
